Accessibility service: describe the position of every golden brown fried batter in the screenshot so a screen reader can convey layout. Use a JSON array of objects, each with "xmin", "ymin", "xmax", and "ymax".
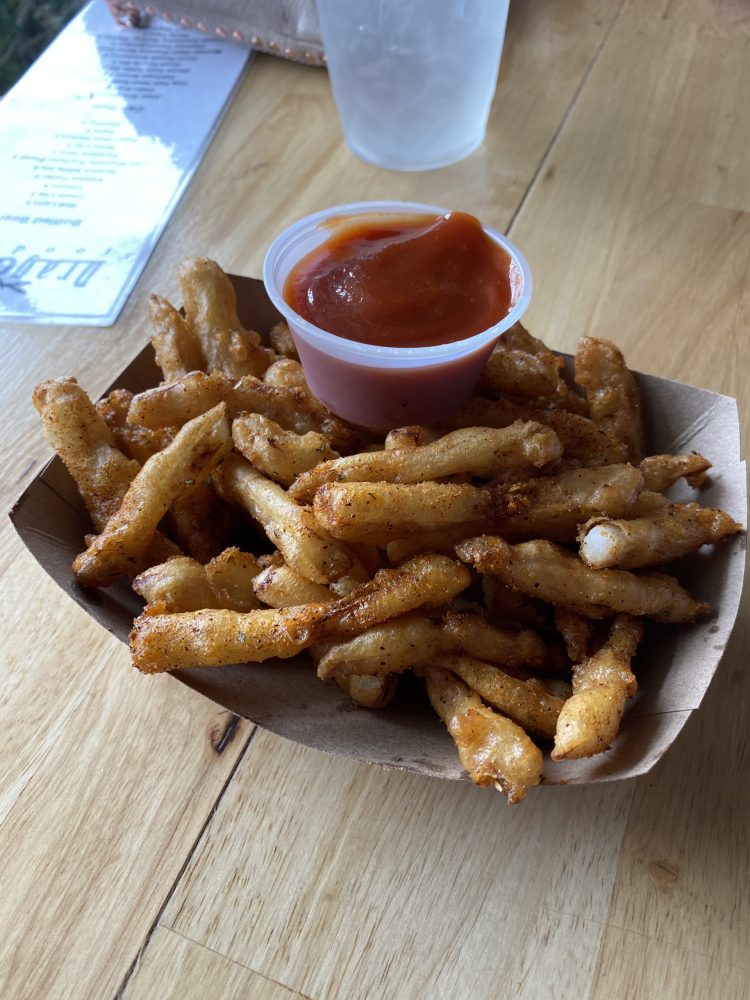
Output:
[
  {"xmin": 289, "ymin": 422, "xmax": 562, "ymax": 503},
  {"xmin": 214, "ymin": 453, "xmax": 352, "ymax": 584},
  {"xmin": 639, "ymin": 453, "xmax": 711, "ymax": 492},
  {"xmin": 180, "ymin": 257, "xmax": 273, "ymax": 378},
  {"xmin": 478, "ymin": 337, "xmax": 563, "ymax": 398},
  {"xmin": 441, "ymin": 611, "xmax": 560, "ymax": 671},
  {"xmin": 575, "ymin": 336, "xmax": 645, "ymax": 463},
  {"xmin": 130, "ymin": 554, "xmax": 471, "ymax": 673},
  {"xmin": 233, "ymin": 412, "xmax": 337, "ymax": 487},
  {"xmin": 457, "ymin": 536, "xmax": 711, "ymax": 623},
  {"xmin": 148, "ymin": 293, "xmax": 205, "ymax": 380},
  {"xmin": 552, "ymin": 614, "xmax": 644, "ymax": 759},
  {"xmin": 315, "ymin": 463, "xmax": 643, "ymax": 546},
  {"xmin": 437, "ymin": 654, "xmax": 564, "ymax": 740},
  {"xmin": 33, "ymin": 257, "xmax": 742, "ymax": 803},
  {"xmin": 421, "ymin": 665, "xmax": 543, "ymax": 803},
  {"xmin": 579, "ymin": 503, "xmax": 741, "ymax": 569},
  {"xmin": 128, "ymin": 370, "xmax": 360, "ymax": 452},
  {"xmin": 73, "ymin": 404, "xmax": 231, "ymax": 587},
  {"xmin": 34, "ymin": 377, "xmax": 140, "ymax": 531},
  {"xmin": 316, "ymin": 614, "xmax": 443, "ymax": 679},
  {"xmin": 133, "ymin": 556, "xmax": 221, "ymax": 612},
  {"xmin": 553, "ymin": 607, "xmax": 592, "ymax": 663}
]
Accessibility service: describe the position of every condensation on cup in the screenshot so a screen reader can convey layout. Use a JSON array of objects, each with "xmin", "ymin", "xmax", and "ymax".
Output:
[{"xmin": 316, "ymin": 0, "xmax": 510, "ymax": 172}]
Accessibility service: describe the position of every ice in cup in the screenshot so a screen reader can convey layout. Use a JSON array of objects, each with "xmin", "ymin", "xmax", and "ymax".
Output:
[
  {"xmin": 262, "ymin": 200, "xmax": 532, "ymax": 429},
  {"xmin": 316, "ymin": 0, "xmax": 510, "ymax": 171}
]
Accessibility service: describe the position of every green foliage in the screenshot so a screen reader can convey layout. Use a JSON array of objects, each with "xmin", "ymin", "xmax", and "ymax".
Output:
[{"xmin": 1, "ymin": 0, "xmax": 88, "ymax": 95}]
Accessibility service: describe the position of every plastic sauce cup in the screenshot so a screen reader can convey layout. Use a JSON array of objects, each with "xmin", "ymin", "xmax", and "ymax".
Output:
[{"xmin": 262, "ymin": 201, "xmax": 532, "ymax": 429}]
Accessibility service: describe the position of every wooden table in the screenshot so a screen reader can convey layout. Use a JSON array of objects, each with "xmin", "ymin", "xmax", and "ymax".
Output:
[{"xmin": 2, "ymin": 1, "xmax": 749, "ymax": 997}]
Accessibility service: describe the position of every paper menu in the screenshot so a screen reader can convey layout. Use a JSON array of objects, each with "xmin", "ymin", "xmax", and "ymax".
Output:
[{"xmin": 0, "ymin": 1, "xmax": 250, "ymax": 326}]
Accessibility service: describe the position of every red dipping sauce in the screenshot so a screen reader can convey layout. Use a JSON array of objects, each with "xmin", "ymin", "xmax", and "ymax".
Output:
[
  {"xmin": 264, "ymin": 202, "xmax": 532, "ymax": 429},
  {"xmin": 283, "ymin": 211, "xmax": 512, "ymax": 348}
]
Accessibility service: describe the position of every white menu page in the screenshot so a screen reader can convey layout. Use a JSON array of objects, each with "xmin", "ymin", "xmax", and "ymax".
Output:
[{"xmin": 0, "ymin": 1, "xmax": 250, "ymax": 326}]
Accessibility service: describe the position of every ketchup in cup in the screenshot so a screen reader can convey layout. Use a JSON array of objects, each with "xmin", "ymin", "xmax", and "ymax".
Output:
[{"xmin": 263, "ymin": 202, "xmax": 532, "ymax": 429}]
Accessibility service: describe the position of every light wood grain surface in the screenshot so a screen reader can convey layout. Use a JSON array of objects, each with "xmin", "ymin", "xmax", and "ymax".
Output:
[{"xmin": 2, "ymin": 1, "xmax": 748, "ymax": 998}]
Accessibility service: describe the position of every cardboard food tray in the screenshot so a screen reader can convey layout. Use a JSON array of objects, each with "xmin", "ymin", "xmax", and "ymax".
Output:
[{"xmin": 10, "ymin": 276, "xmax": 747, "ymax": 786}]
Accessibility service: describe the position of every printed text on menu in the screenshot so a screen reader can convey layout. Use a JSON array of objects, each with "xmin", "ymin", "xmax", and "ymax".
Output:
[{"xmin": 0, "ymin": 1, "xmax": 249, "ymax": 325}]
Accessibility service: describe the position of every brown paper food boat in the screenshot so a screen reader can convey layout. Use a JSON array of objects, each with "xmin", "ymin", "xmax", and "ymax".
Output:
[{"xmin": 10, "ymin": 276, "xmax": 747, "ymax": 787}]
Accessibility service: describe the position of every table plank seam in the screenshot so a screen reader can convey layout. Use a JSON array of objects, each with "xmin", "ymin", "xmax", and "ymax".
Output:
[
  {"xmin": 505, "ymin": 0, "xmax": 629, "ymax": 238},
  {"xmin": 113, "ymin": 722, "xmax": 260, "ymax": 1000},
  {"xmin": 161, "ymin": 926, "xmax": 316, "ymax": 1000}
]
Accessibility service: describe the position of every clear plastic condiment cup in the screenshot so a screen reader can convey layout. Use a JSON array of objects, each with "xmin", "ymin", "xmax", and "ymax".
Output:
[{"xmin": 262, "ymin": 200, "xmax": 532, "ymax": 429}]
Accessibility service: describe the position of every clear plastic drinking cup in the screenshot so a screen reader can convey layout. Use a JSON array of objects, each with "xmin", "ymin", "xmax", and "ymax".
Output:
[
  {"xmin": 263, "ymin": 200, "xmax": 532, "ymax": 430},
  {"xmin": 316, "ymin": 0, "xmax": 510, "ymax": 171}
]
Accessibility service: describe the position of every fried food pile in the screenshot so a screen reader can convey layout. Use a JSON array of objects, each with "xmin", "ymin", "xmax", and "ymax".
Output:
[{"xmin": 33, "ymin": 257, "xmax": 742, "ymax": 804}]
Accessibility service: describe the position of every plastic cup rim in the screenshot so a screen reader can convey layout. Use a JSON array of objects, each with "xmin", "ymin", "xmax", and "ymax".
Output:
[{"xmin": 262, "ymin": 200, "xmax": 533, "ymax": 369}]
